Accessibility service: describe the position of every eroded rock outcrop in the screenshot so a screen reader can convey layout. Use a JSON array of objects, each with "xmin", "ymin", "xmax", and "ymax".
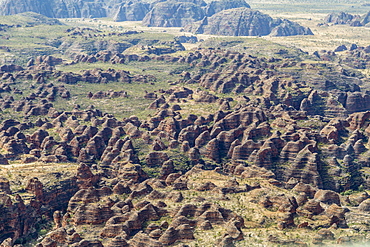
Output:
[
  {"xmin": 112, "ymin": 0, "xmax": 150, "ymax": 22},
  {"xmin": 142, "ymin": 1, "xmax": 205, "ymax": 27},
  {"xmin": 185, "ymin": 8, "xmax": 313, "ymax": 36},
  {"xmin": 323, "ymin": 11, "xmax": 370, "ymax": 27}
]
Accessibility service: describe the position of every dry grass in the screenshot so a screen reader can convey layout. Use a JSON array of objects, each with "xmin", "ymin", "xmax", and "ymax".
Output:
[{"xmin": 0, "ymin": 162, "xmax": 79, "ymax": 194}]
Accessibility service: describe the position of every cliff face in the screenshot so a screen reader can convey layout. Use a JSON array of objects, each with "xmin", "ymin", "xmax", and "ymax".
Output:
[
  {"xmin": 184, "ymin": 8, "xmax": 313, "ymax": 37},
  {"xmin": 0, "ymin": 0, "xmax": 54, "ymax": 17},
  {"xmin": 142, "ymin": 1, "xmax": 205, "ymax": 27},
  {"xmin": 61, "ymin": 0, "xmax": 107, "ymax": 18},
  {"xmin": 112, "ymin": 0, "xmax": 150, "ymax": 22},
  {"xmin": 203, "ymin": 0, "xmax": 250, "ymax": 17},
  {"xmin": 141, "ymin": 0, "xmax": 250, "ymax": 27},
  {"xmin": 0, "ymin": 0, "xmax": 252, "ymax": 25},
  {"xmin": 0, "ymin": 0, "xmax": 107, "ymax": 18}
]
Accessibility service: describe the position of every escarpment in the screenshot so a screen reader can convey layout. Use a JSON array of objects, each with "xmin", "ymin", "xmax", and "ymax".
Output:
[{"xmin": 0, "ymin": 0, "xmax": 249, "ymax": 22}]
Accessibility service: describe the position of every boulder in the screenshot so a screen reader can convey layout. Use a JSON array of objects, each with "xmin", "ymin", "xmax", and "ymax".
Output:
[
  {"xmin": 358, "ymin": 198, "xmax": 370, "ymax": 212},
  {"xmin": 296, "ymin": 199, "xmax": 324, "ymax": 218},
  {"xmin": 314, "ymin": 190, "xmax": 341, "ymax": 205}
]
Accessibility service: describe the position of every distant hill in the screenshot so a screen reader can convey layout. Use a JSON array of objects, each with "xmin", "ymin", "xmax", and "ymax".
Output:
[
  {"xmin": 0, "ymin": 0, "xmax": 108, "ymax": 18},
  {"xmin": 184, "ymin": 8, "xmax": 313, "ymax": 37},
  {"xmin": 0, "ymin": 12, "xmax": 62, "ymax": 26},
  {"xmin": 142, "ymin": 0, "xmax": 250, "ymax": 27},
  {"xmin": 323, "ymin": 11, "xmax": 370, "ymax": 27},
  {"xmin": 0, "ymin": 0, "xmax": 251, "ymax": 23}
]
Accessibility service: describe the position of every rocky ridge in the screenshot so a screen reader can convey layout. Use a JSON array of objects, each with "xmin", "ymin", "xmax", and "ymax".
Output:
[
  {"xmin": 323, "ymin": 11, "xmax": 370, "ymax": 27},
  {"xmin": 185, "ymin": 7, "xmax": 313, "ymax": 36},
  {"xmin": 0, "ymin": 0, "xmax": 107, "ymax": 19},
  {"xmin": 0, "ymin": 0, "xmax": 250, "ymax": 22},
  {"xmin": 142, "ymin": 0, "xmax": 250, "ymax": 27}
]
